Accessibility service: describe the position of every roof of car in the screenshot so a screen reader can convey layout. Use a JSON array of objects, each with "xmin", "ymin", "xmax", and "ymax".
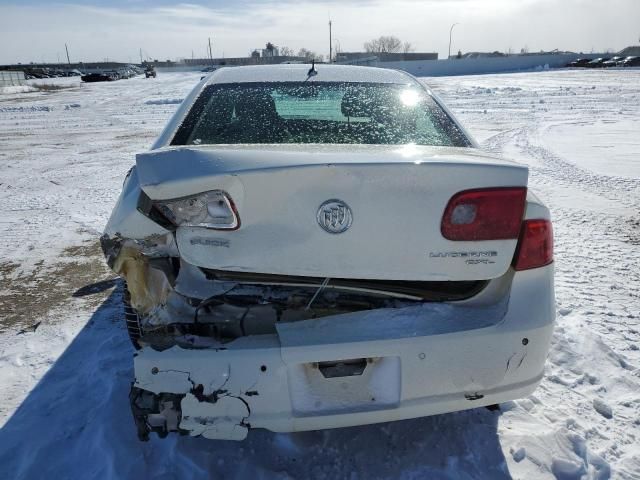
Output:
[{"xmin": 204, "ymin": 64, "xmax": 416, "ymax": 85}]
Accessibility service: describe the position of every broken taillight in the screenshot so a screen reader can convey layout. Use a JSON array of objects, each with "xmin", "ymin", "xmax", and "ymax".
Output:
[
  {"xmin": 154, "ymin": 190, "xmax": 240, "ymax": 230},
  {"xmin": 441, "ymin": 187, "xmax": 527, "ymax": 241},
  {"xmin": 512, "ymin": 219, "xmax": 553, "ymax": 271}
]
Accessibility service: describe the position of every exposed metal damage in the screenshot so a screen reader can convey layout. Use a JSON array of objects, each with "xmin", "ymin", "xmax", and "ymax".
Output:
[
  {"xmin": 131, "ymin": 386, "xmax": 252, "ymax": 441},
  {"xmin": 130, "ymin": 363, "xmax": 254, "ymax": 441},
  {"xmin": 101, "ymin": 228, "xmax": 552, "ymax": 441},
  {"xmin": 102, "ymin": 228, "xmax": 493, "ymax": 346},
  {"xmin": 181, "ymin": 393, "xmax": 250, "ymax": 441},
  {"xmin": 101, "ymin": 233, "xmax": 177, "ymax": 315}
]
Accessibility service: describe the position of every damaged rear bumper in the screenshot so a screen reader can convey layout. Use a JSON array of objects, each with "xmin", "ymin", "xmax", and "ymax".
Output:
[{"xmin": 130, "ymin": 265, "xmax": 555, "ymax": 441}]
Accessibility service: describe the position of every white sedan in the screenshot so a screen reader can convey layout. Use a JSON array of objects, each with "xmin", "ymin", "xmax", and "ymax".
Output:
[{"xmin": 102, "ymin": 64, "xmax": 555, "ymax": 441}]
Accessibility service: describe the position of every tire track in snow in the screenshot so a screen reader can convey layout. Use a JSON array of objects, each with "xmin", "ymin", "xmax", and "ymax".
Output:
[{"xmin": 509, "ymin": 125, "xmax": 640, "ymax": 209}]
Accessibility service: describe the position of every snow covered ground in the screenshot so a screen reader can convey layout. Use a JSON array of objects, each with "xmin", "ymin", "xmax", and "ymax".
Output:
[{"xmin": 0, "ymin": 69, "xmax": 638, "ymax": 479}]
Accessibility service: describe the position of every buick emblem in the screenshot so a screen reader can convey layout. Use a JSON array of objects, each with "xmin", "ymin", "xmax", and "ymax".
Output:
[{"xmin": 317, "ymin": 199, "xmax": 353, "ymax": 234}]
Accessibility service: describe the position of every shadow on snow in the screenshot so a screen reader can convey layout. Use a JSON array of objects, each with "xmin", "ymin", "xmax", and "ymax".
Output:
[{"xmin": 0, "ymin": 283, "xmax": 511, "ymax": 479}]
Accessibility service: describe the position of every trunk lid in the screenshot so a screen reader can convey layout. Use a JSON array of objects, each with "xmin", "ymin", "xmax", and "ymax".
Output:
[{"xmin": 136, "ymin": 145, "xmax": 528, "ymax": 281}]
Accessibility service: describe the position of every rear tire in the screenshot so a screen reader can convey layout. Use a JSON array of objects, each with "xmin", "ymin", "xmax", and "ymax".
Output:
[{"xmin": 123, "ymin": 284, "xmax": 142, "ymax": 350}]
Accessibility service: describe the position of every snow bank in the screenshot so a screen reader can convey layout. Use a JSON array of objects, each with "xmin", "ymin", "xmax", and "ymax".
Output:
[{"xmin": 0, "ymin": 85, "xmax": 38, "ymax": 94}]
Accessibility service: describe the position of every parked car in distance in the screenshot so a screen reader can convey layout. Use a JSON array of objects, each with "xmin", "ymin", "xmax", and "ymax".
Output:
[
  {"xmin": 126, "ymin": 64, "xmax": 144, "ymax": 76},
  {"xmin": 602, "ymin": 56, "xmax": 624, "ymax": 67},
  {"xmin": 145, "ymin": 66, "xmax": 157, "ymax": 78},
  {"xmin": 117, "ymin": 68, "xmax": 133, "ymax": 79},
  {"xmin": 622, "ymin": 56, "xmax": 640, "ymax": 67},
  {"xmin": 25, "ymin": 68, "xmax": 51, "ymax": 79},
  {"xmin": 566, "ymin": 58, "xmax": 592, "ymax": 68},
  {"xmin": 81, "ymin": 71, "xmax": 119, "ymax": 82},
  {"xmin": 585, "ymin": 57, "xmax": 609, "ymax": 68},
  {"xmin": 102, "ymin": 64, "xmax": 556, "ymax": 442}
]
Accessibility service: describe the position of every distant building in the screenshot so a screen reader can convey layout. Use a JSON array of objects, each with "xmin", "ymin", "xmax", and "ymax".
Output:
[
  {"xmin": 179, "ymin": 41, "xmax": 305, "ymax": 68},
  {"xmin": 262, "ymin": 42, "xmax": 279, "ymax": 58},
  {"xmin": 336, "ymin": 52, "xmax": 438, "ymax": 64},
  {"xmin": 182, "ymin": 54, "xmax": 305, "ymax": 68}
]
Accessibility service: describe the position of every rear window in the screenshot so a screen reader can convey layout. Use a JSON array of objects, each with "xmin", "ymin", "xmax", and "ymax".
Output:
[{"xmin": 171, "ymin": 82, "xmax": 470, "ymax": 147}]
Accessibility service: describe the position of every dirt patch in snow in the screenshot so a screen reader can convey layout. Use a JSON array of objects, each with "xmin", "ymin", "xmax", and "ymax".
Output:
[
  {"xmin": 625, "ymin": 218, "xmax": 640, "ymax": 245},
  {"xmin": 0, "ymin": 240, "xmax": 115, "ymax": 332}
]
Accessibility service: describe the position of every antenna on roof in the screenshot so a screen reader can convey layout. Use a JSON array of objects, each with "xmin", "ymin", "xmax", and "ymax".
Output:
[{"xmin": 307, "ymin": 59, "xmax": 317, "ymax": 77}]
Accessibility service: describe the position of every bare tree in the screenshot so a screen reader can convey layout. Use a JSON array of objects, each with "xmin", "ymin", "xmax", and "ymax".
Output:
[
  {"xmin": 333, "ymin": 39, "xmax": 343, "ymax": 60},
  {"xmin": 297, "ymin": 48, "xmax": 324, "ymax": 61},
  {"xmin": 364, "ymin": 35, "xmax": 403, "ymax": 54},
  {"xmin": 402, "ymin": 41, "xmax": 414, "ymax": 54},
  {"xmin": 280, "ymin": 46, "xmax": 294, "ymax": 57}
]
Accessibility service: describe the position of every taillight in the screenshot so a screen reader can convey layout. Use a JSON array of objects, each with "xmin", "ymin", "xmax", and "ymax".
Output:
[
  {"xmin": 154, "ymin": 190, "xmax": 240, "ymax": 230},
  {"xmin": 441, "ymin": 187, "xmax": 527, "ymax": 241},
  {"xmin": 512, "ymin": 219, "xmax": 553, "ymax": 271}
]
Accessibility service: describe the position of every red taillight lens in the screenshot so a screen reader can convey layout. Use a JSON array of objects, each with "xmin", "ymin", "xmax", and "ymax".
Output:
[
  {"xmin": 441, "ymin": 187, "xmax": 527, "ymax": 241},
  {"xmin": 513, "ymin": 219, "xmax": 553, "ymax": 271}
]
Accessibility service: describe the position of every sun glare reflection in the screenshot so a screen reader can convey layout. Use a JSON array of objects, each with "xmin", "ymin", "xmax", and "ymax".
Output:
[
  {"xmin": 400, "ymin": 89, "xmax": 420, "ymax": 107},
  {"xmin": 396, "ymin": 143, "xmax": 420, "ymax": 158}
]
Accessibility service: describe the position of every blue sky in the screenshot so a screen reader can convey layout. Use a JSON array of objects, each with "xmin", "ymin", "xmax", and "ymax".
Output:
[{"xmin": 0, "ymin": 0, "xmax": 638, "ymax": 64}]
